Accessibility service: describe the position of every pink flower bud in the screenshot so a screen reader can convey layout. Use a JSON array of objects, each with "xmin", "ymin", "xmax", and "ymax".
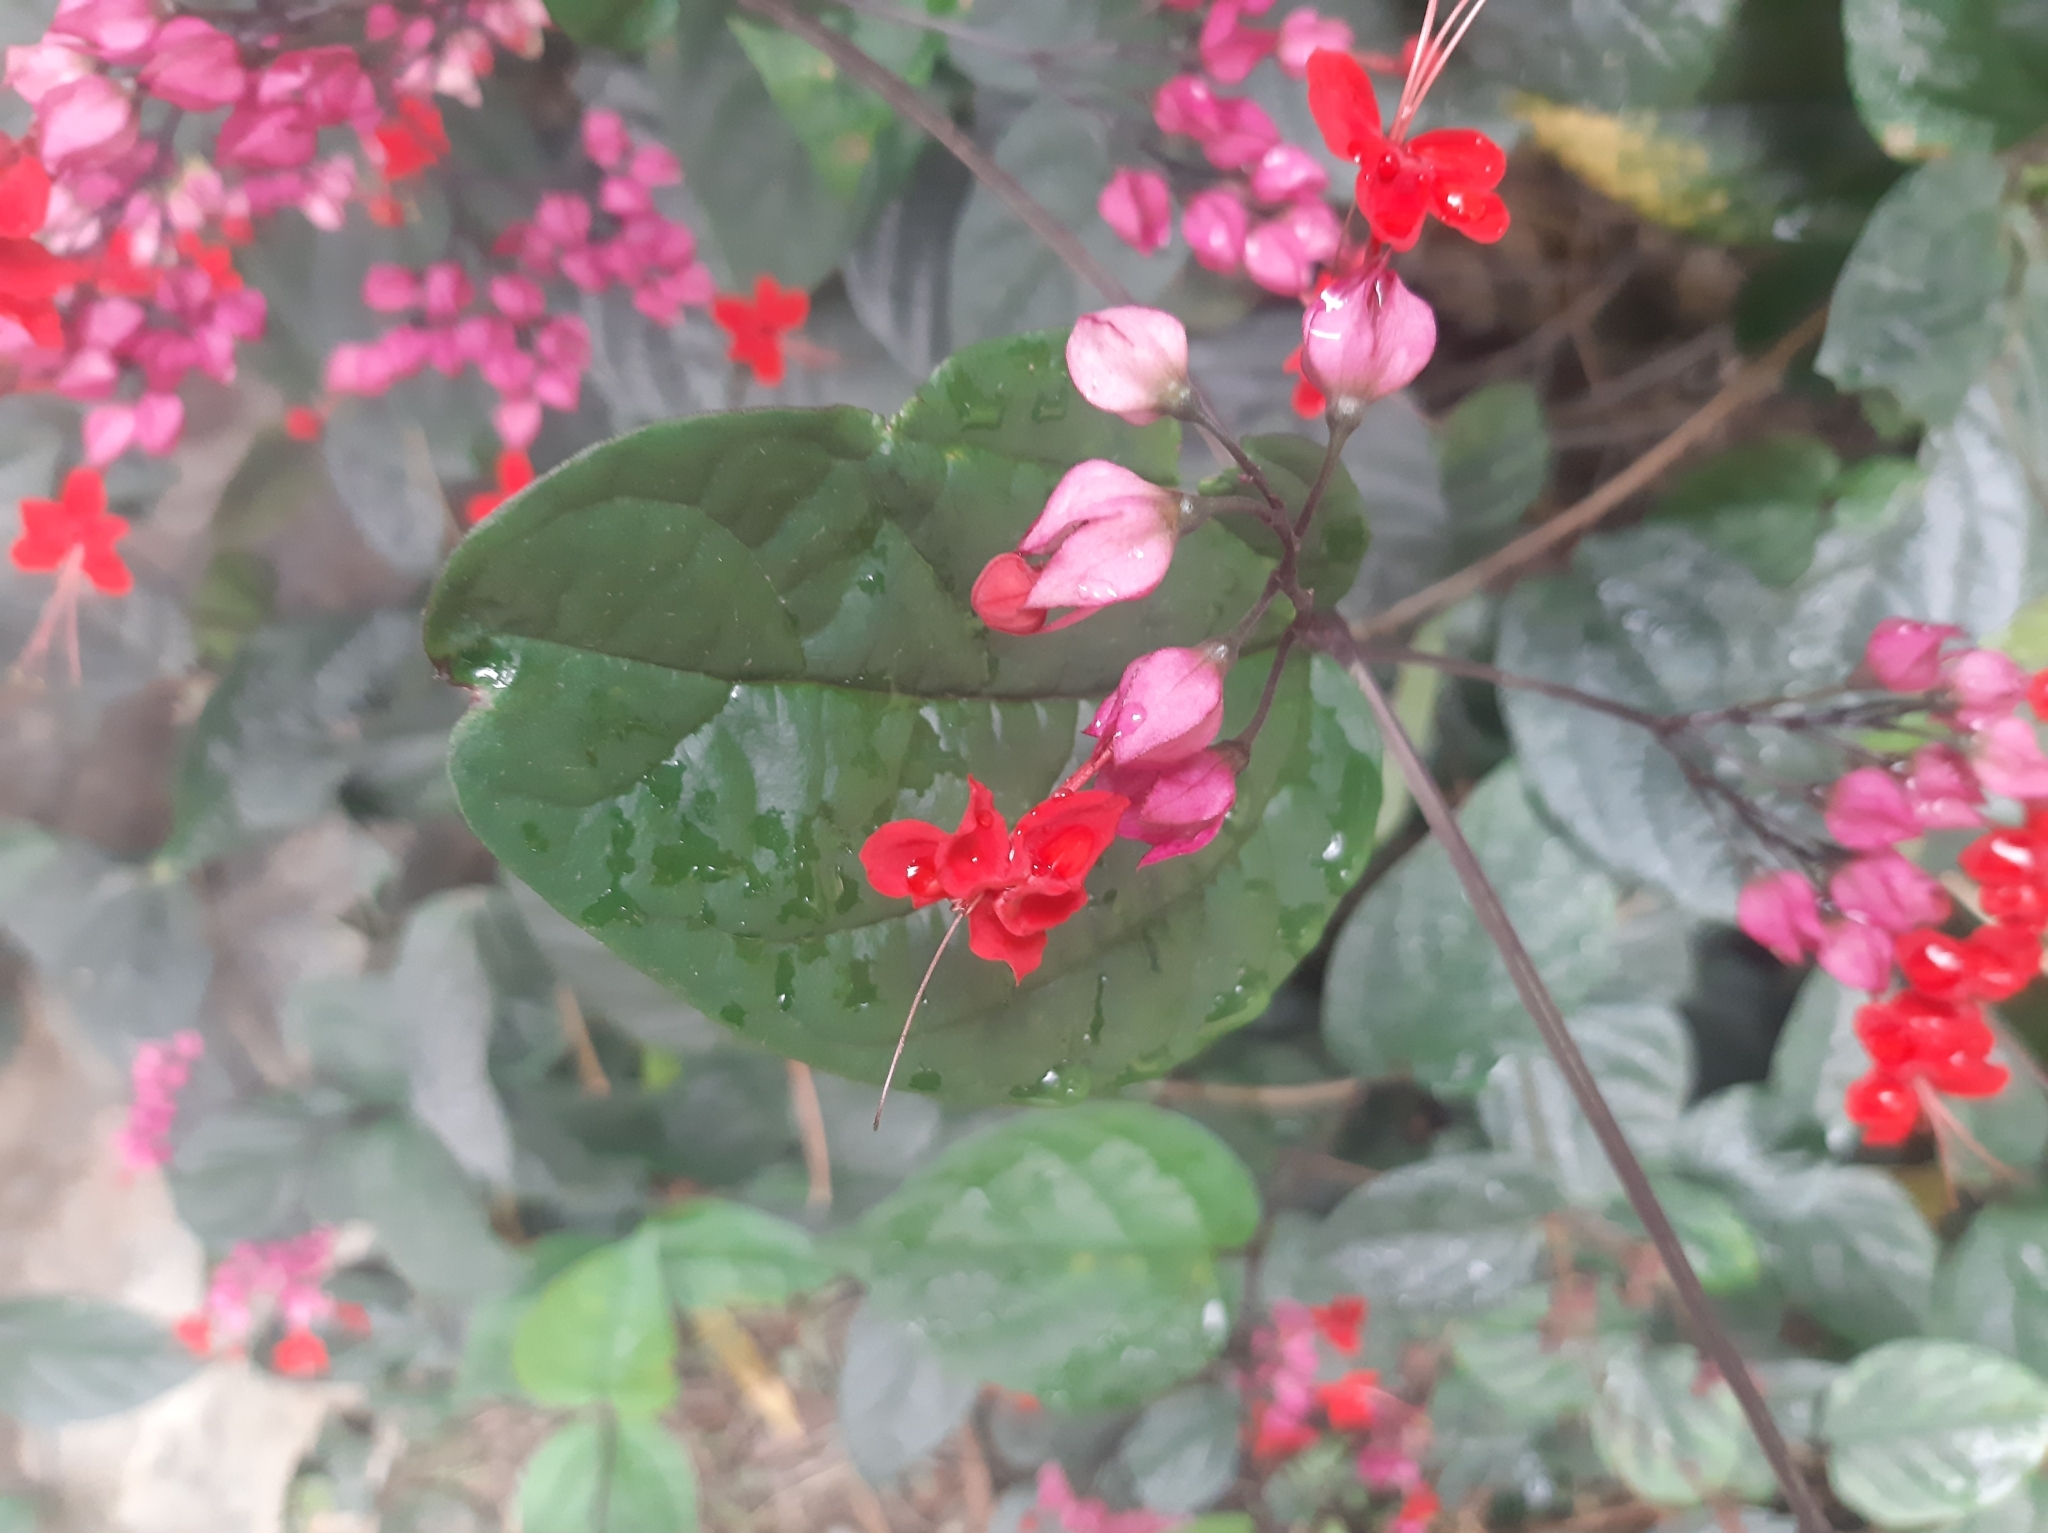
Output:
[
  {"xmin": 259, "ymin": 47, "xmax": 373, "ymax": 128},
  {"xmin": 490, "ymin": 272, "xmax": 546, "ymax": 323},
  {"xmin": 1088, "ymin": 645, "xmax": 1231, "ymax": 770},
  {"xmin": 534, "ymin": 367, "xmax": 579, "ymax": 411},
  {"xmin": 1249, "ymin": 143, "xmax": 1328, "ymax": 205},
  {"xmin": 582, "ymin": 108, "xmax": 628, "ymax": 169},
  {"xmin": 210, "ymin": 286, "xmax": 266, "ymax": 341},
  {"xmin": 1863, "ymin": 617, "xmax": 1960, "ymax": 692},
  {"xmin": 1973, "ymin": 717, "xmax": 2048, "ymax": 801},
  {"xmin": 140, "ymin": 18, "xmax": 244, "ymax": 109},
  {"xmin": 373, "ymin": 324, "xmax": 430, "ymax": 380},
  {"xmin": 493, "ymin": 394, "xmax": 542, "ymax": 449},
  {"xmin": 50, "ymin": 0, "xmax": 157, "ymax": 64},
  {"xmin": 1280, "ymin": 197, "xmax": 1340, "ymax": 262},
  {"xmin": 1830, "ymin": 851, "xmax": 1950, "ymax": 933},
  {"xmin": 133, "ymin": 391, "xmax": 182, "ymax": 454},
  {"xmin": 361, "ymin": 263, "xmax": 420, "ymax": 313},
  {"xmin": 422, "ymin": 260, "xmax": 472, "ymax": 320},
  {"xmin": 599, "ymin": 174, "xmax": 652, "ymax": 219},
  {"xmin": 80, "ymin": 296, "xmax": 143, "ymax": 351},
  {"xmin": 1100, "ymin": 747, "xmax": 1241, "ymax": 865},
  {"xmin": 533, "ymin": 191, "xmax": 592, "ymax": 248},
  {"xmin": 1824, "ymin": 767, "xmax": 1922, "ymax": 850},
  {"xmin": 1066, "ymin": 307, "xmax": 1189, "ymax": 425},
  {"xmin": 1300, "ymin": 267, "xmax": 1435, "ymax": 413},
  {"xmin": 1277, "ymin": 7, "xmax": 1354, "ymax": 76},
  {"xmin": 1947, "ymin": 648, "xmax": 2027, "ymax": 729},
  {"xmin": 1817, "ymin": 917, "xmax": 1894, "ymax": 994},
  {"xmin": 535, "ymin": 315, "xmax": 591, "ymax": 372},
  {"xmin": 970, "ymin": 551, "xmax": 1042, "ymax": 636},
  {"xmin": 1014, "ymin": 460, "xmax": 1185, "ymax": 623},
  {"xmin": 56, "ymin": 348, "xmax": 118, "ymax": 399},
  {"xmin": 1098, "ymin": 168, "xmax": 1173, "ymax": 256},
  {"xmin": 559, "ymin": 246, "xmax": 606, "ymax": 291},
  {"xmin": 1183, "ymin": 187, "xmax": 1248, "ymax": 273},
  {"xmin": 366, "ymin": 3, "xmax": 400, "ymax": 40},
  {"xmin": 479, "ymin": 343, "xmax": 535, "ymax": 394},
  {"xmin": 1904, "ymin": 743, "xmax": 1984, "ymax": 829},
  {"xmin": 1153, "ymin": 75, "xmax": 1223, "ymax": 140},
  {"xmin": 37, "ymin": 75, "xmax": 137, "ymax": 174},
  {"xmin": 628, "ymin": 141, "xmax": 681, "ymax": 188},
  {"xmin": 1736, "ymin": 871, "xmax": 1822, "ymax": 965},
  {"xmin": 325, "ymin": 340, "xmax": 392, "ymax": 395},
  {"xmin": 82, "ymin": 401, "xmax": 133, "ymax": 464},
  {"xmin": 5, "ymin": 40, "xmax": 93, "ymax": 108},
  {"xmin": 1245, "ymin": 219, "xmax": 1313, "ymax": 295},
  {"xmin": 215, "ymin": 103, "xmax": 317, "ymax": 169},
  {"xmin": 1200, "ymin": 0, "xmax": 1278, "ymax": 83},
  {"xmin": 1203, "ymin": 97, "xmax": 1281, "ymax": 170}
]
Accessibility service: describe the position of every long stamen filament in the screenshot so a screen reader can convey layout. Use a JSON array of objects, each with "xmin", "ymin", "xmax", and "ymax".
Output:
[
  {"xmin": 874, "ymin": 898, "xmax": 974, "ymax": 1128},
  {"xmin": 1392, "ymin": 0, "xmax": 1491, "ymax": 138},
  {"xmin": 11, "ymin": 546, "xmax": 86, "ymax": 688}
]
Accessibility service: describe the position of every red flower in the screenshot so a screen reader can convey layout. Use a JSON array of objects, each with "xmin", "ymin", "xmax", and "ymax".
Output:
[
  {"xmin": 174, "ymin": 230, "xmax": 242, "ymax": 293},
  {"xmin": 860, "ymin": 778, "xmax": 1126, "ymax": 980},
  {"xmin": 1317, "ymin": 1368, "xmax": 1380, "ymax": 1432},
  {"xmin": 1282, "ymin": 343, "xmax": 1325, "ymax": 417},
  {"xmin": 465, "ymin": 448, "xmax": 534, "ymax": 523},
  {"xmin": 0, "ymin": 133, "xmax": 86, "ymax": 347},
  {"xmin": 1304, "ymin": 43, "xmax": 1507, "ymax": 251},
  {"xmin": 1845, "ymin": 1068, "xmax": 1920, "ymax": 1146},
  {"xmin": 283, "ymin": 405, "xmax": 325, "ymax": 441},
  {"xmin": 369, "ymin": 97, "xmax": 449, "ymax": 182},
  {"xmin": 270, "ymin": 1327, "xmax": 330, "ymax": 1378},
  {"xmin": 172, "ymin": 1313, "xmax": 212, "ymax": 1356},
  {"xmin": 1250, "ymin": 1404, "xmax": 1320, "ymax": 1462},
  {"xmin": 94, "ymin": 227, "xmax": 159, "ymax": 300},
  {"xmin": 1311, "ymin": 1295, "xmax": 1366, "ymax": 1354},
  {"xmin": 713, "ymin": 274, "xmax": 810, "ymax": 387},
  {"xmin": 13, "ymin": 467, "xmax": 131, "ymax": 594}
]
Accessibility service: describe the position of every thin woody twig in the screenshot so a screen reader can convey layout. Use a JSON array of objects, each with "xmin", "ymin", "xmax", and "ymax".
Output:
[
  {"xmin": 1355, "ymin": 310, "xmax": 1829, "ymax": 642},
  {"xmin": 1147, "ymin": 1077, "xmax": 1364, "ymax": 1110},
  {"xmin": 786, "ymin": 1059, "xmax": 834, "ymax": 1211},
  {"xmin": 736, "ymin": 0, "xmax": 1130, "ymax": 306},
  {"xmin": 1310, "ymin": 619, "xmax": 1831, "ymax": 1533},
  {"xmin": 553, "ymin": 983, "xmax": 611, "ymax": 1097}
]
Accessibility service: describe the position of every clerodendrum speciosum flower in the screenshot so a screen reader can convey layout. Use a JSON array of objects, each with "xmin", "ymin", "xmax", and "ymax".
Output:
[
  {"xmin": 971, "ymin": 461, "xmax": 1190, "ymax": 634},
  {"xmin": 1066, "ymin": 307, "xmax": 1191, "ymax": 425},
  {"xmin": 465, "ymin": 446, "xmax": 533, "ymax": 523},
  {"xmin": 1304, "ymin": 0, "xmax": 1508, "ymax": 251},
  {"xmin": 10, "ymin": 466, "xmax": 131, "ymax": 684},
  {"xmin": 1300, "ymin": 266, "xmax": 1437, "ymax": 415},
  {"xmin": 861, "ymin": 779, "xmax": 1127, "ymax": 981},
  {"xmin": 712, "ymin": 273, "xmax": 809, "ymax": 387}
]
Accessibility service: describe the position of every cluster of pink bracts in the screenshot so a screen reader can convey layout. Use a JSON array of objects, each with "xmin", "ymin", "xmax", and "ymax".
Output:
[{"xmin": 173, "ymin": 1227, "xmax": 368, "ymax": 1378}]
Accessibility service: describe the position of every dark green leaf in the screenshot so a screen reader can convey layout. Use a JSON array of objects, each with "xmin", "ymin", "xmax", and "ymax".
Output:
[
  {"xmin": 947, "ymin": 99, "xmax": 1177, "ymax": 348},
  {"xmin": 1323, "ymin": 765, "xmax": 1619, "ymax": 1093},
  {"xmin": 390, "ymin": 890, "xmax": 517, "ymax": 1186},
  {"xmin": 1447, "ymin": 1288, "xmax": 1606, "ymax": 1425},
  {"xmin": 1436, "ymin": 383, "xmax": 1550, "ymax": 563},
  {"xmin": 849, "ymin": 1103, "xmax": 1258, "ymax": 1411},
  {"xmin": 1826, "ymin": 1340, "xmax": 2048, "ymax": 1526},
  {"xmin": 424, "ymin": 331, "xmax": 1379, "ymax": 1101},
  {"xmin": 1306, "ymin": 1153, "xmax": 1561, "ymax": 1319},
  {"xmin": 1205, "ymin": 434, "xmax": 1370, "ymax": 612},
  {"xmin": 1934, "ymin": 1205, "xmax": 2048, "ymax": 1378},
  {"xmin": 542, "ymin": 0, "xmax": 676, "ymax": 51},
  {"xmin": 1592, "ymin": 1345, "xmax": 1746, "ymax": 1505},
  {"xmin": 1843, "ymin": 0, "xmax": 2048, "ymax": 156},
  {"xmin": 837, "ymin": 1299, "xmax": 979, "ymax": 1486},
  {"xmin": 308, "ymin": 1119, "xmax": 521, "ymax": 1300},
  {"xmin": 513, "ymin": 1231, "xmax": 678, "ymax": 1417},
  {"xmin": 649, "ymin": 1198, "xmax": 832, "ymax": 1309},
  {"xmin": 321, "ymin": 396, "xmax": 449, "ymax": 578},
  {"xmin": 1465, "ymin": 0, "xmax": 1741, "ymax": 110},
  {"xmin": 1818, "ymin": 152, "xmax": 2013, "ymax": 425},
  {"xmin": 168, "ymin": 1094, "xmax": 334, "ymax": 1244},
  {"xmin": 1108, "ymin": 1383, "xmax": 1241, "ymax": 1516},
  {"xmin": 518, "ymin": 1416, "xmax": 700, "ymax": 1533},
  {"xmin": 283, "ymin": 976, "xmax": 407, "ymax": 1105},
  {"xmin": 0, "ymin": 1296, "xmax": 199, "ymax": 1427},
  {"xmin": 1648, "ymin": 436, "xmax": 1839, "ymax": 586}
]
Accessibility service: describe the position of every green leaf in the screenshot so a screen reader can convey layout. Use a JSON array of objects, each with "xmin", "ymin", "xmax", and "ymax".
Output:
[
  {"xmin": 424, "ymin": 331, "xmax": 1379, "ymax": 1101},
  {"xmin": 0, "ymin": 1296, "xmax": 199, "ymax": 1427},
  {"xmin": 1306, "ymin": 1153, "xmax": 1561, "ymax": 1319},
  {"xmin": 1817, "ymin": 152, "xmax": 2013, "ymax": 425},
  {"xmin": 1591, "ymin": 1345, "xmax": 1746, "ymax": 1506},
  {"xmin": 1447, "ymin": 1287, "xmax": 1609, "ymax": 1425},
  {"xmin": 1826, "ymin": 1340, "xmax": 2048, "ymax": 1526},
  {"xmin": 837, "ymin": 1299, "xmax": 978, "ymax": 1487},
  {"xmin": 1648, "ymin": 436, "xmax": 1840, "ymax": 586},
  {"xmin": 320, "ymin": 396, "xmax": 448, "ymax": 578},
  {"xmin": 1322, "ymin": 765, "xmax": 1619, "ymax": 1093},
  {"xmin": 542, "ymin": 0, "xmax": 676, "ymax": 50},
  {"xmin": 168, "ymin": 1093, "xmax": 333, "ymax": 1244},
  {"xmin": 1465, "ymin": 0, "xmax": 1741, "ymax": 110},
  {"xmin": 1843, "ymin": 0, "xmax": 2048, "ymax": 156},
  {"xmin": 1641, "ymin": 1177, "xmax": 1764, "ymax": 1296},
  {"xmin": 1109, "ymin": 1384, "xmax": 1242, "ymax": 1515},
  {"xmin": 1738, "ymin": 1163, "xmax": 1935, "ymax": 1345},
  {"xmin": 1206, "ymin": 433, "xmax": 1370, "ymax": 611},
  {"xmin": 729, "ymin": 11, "xmax": 934, "ymax": 203},
  {"xmin": 513, "ymin": 1232, "xmax": 678, "ymax": 1417},
  {"xmin": 648, "ymin": 1198, "xmax": 832, "ymax": 1309},
  {"xmin": 849, "ymin": 1103, "xmax": 1257, "ymax": 1411},
  {"xmin": 947, "ymin": 99, "xmax": 1176, "ymax": 348},
  {"xmin": 1934, "ymin": 1205, "xmax": 2048, "ymax": 1377},
  {"xmin": 1476, "ymin": 1003, "xmax": 1693, "ymax": 1205},
  {"xmin": 518, "ymin": 1416, "xmax": 700, "ymax": 1533},
  {"xmin": 1436, "ymin": 382, "xmax": 1550, "ymax": 564}
]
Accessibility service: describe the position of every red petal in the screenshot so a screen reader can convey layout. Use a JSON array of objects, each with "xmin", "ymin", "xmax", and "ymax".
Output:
[
  {"xmin": 991, "ymin": 878, "xmax": 1088, "ymax": 937},
  {"xmin": 496, "ymin": 448, "xmax": 534, "ymax": 493},
  {"xmin": 0, "ymin": 151, "xmax": 50, "ymax": 240},
  {"xmin": 1311, "ymin": 1295, "xmax": 1365, "ymax": 1353},
  {"xmin": 967, "ymin": 899, "xmax": 1045, "ymax": 980},
  {"xmin": 1411, "ymin": 128, "xmax": 1506, "ymax": 190},
  {"xmin": 755, "ymin": 274, "xmax": 809, "ymax": 330},
  {"xmin": 971, "ymin": 552, "xmax": 1047, "ymax": 635},
  {"xmin": 860, "ymin": 818, "xmax": 950, "ymax": 905},
  {"xmin": 1431, "ymin": 184, "xmax": 1510, "ymax": 244},
  {"xmin": 61, "ymin": 467, "xmax": 106, "ymax": 519},
  {"xmin": 1012, "ymin": 789, "xmax": 1127, "ymax": 884},
  {"xmin": 1359, "ymin": 170, "xmax": 1428, "ymax": 251},
  {"xmin": 1317, "ymin": 1370, "xmax": 1379, "ymax": 1432},
  {"xmin": 1305, "ymin": 49, "xmax": 1384, "ymax": 161},
  {"xmin": 81, "ymin": 538, "xmax": 132, "ymax": 596},
  {"xmin": 940, "ymin": 778, "xmax": 1012, "ymax": 900},
  {"xmin": 0, "ymin": 237, "xmax": 87, "ymax": 300}
]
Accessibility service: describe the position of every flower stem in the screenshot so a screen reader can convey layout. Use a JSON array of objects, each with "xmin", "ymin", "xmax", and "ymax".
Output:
[
  {"xmin": 1294, "ymin": 418, "xmax": 1357, "ymax": 542},
  {"xmin": 875, "ymin": 900, "xmax": 973, "ymax": 1128},
  {"xmin": 1310, "ymin": 620, "xmax": 1831, "ymax": 1533}
]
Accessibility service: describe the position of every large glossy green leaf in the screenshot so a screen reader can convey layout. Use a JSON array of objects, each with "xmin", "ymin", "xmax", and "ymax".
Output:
[
  {"xmin": 837, "ymin": 1298, "xmax": 979, "ymax": 1487},
  {"xmin": 648, "ymin": 1198, "xmax": 832, "ymax": 1309},
  {"xmin": 1463, "ymin": 0, "xmax": 1740, "ymax": 110},
  {"xmin": 512, "ymin": 1231, "xmax": 678, "ymax": 1418},
  {"xmin": 847, "ymin": 1103, "xmax": 1258, "ymax": 1411},
  {"xmin": 1933, "ymin": 1205, "xmax": 2048, "ymax": 1378},
  {"xmin": 1591, "ymin": 1345, "xmax": 1747, "ymax": 1506},
  {"xmin": 425, "ymin": 331, "xmax": 1380, "ymax": 1103},
  {"xmin": 1843, "ymin": 0, "xmax": 2048, "ymax": 157},
  {"xmin": 1826, "ymin": 1341, "xmax": 2048, "ymax": 1527},
  {"xmin": 0, "ymin": 1296, "xmax": 199, "ymax": 1427},
  {"xmin": 518, "ymin": 1416, "xmax": 700, "ymax": 1533}
]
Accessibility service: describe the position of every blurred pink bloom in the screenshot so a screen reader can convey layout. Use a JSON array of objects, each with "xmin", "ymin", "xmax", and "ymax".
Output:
[
  {"xmin": 1202, "ymin": 97, "xmax": 1281, "ymax": 169},
  {"xmin": 115, "ymin": 1031, "xmax": 202, "ymax": 1173},
  {"xmin": 1974, "ymin": 717, "xmax": 2048, "ymax": 801},
  {"xmin": 1736, "ymin": 870, "xmax": 1822, "ymax": 965},
  {"xmin": 37, "ymin": 74, "xmax": 137, "ymax": 173},
  {"xmin": 1200, "ymin": 0, "xmax": 1278, "ymax": 83},
  {"xmin": 57, "ymin": 348, "xmax": 118, "ymax": 398},
  {"xmin": 1905, "ymin": 743, "xmax": 1984, "ymax": 829},
  {"xmin": 1278, "ymin": 196, "xmax": 1340, "ymax": 261},
  {"xmin": 1030, "ymin": 1463, "xmax": 1181, "ymax": 1533},
  {"xmin": 628, "ymin": 141, "xmax": 681, "ymax": 187},
  {"xmin": 600, "ymin": 174, "xmax": 651, "ymax": 218},
  {"xmin": 1825, "ymin": 767, "xmax": 1922, "ymax": 850},
  {"xmin": 489, "ymin": 272, "xmax": 545, "ymax": 322},
  {"xmin": 1278, "ymin": 8, "xmax": 1355, "ymax": 76},
  {"xmin": 582, "ymin": 107, "xmax": 629, "ymax": 168},
  {"xmin": 493, "ymin": 394, "xmax": 542, "ymax": 448},
  {"xmin": 362, "ymin": 263, "xmax": 421, "ymax": 313},
  {"xmin": 1098, "ymin": 168, "xmax": 1173, "ymax": 256},
  {"xmin": 5, "ymin": 39, "xmax": 93, "ymax": 107},
  {"xmin": 1153, "ymin": 74, "xmax": 1223, "ymax": 139},
  {"xmin": 1830, "ymin": 851, "xmax": 1950, "ymax": 934},
  {"xmin": 1864, "ymin": 617, "xmax": 1960, "ymax": 692},
  {"xmin": 257, "ymin": 47, "xmax": 375, "ymax": 129},
  {"xmin": 1947, "ymin": 648, "xmax": 2028, "ymax": 729},
  {"xmin": 422, "ymin": 260, "xmax": 473, "ymax": 320},
  {"xmin": 1817, "ymin": 917, "xmax": 1893, "ymax": 994},
  {"xmin": 50, "ymin": 0, "xmax": 157, "ymax": 63},
  {"xmin": 1245, "ymin": 218, "xmax": 1313, "ymax": 294},
  {"xmin": 139, "ymin": 17, "xmax": 244, "ymax": 109},
  {"xmin": 1183, "ymin": 187, "xmax": 1248, "ymax": 273},
  {"xmin": 1249, "ymin": 143, "xmax": 1328, "ymax": 204},
  {"xmin": 215, "ymin": 102, "xmax": 317, "ymax": 169}
]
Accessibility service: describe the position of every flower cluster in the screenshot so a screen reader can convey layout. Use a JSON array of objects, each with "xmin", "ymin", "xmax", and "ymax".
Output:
[
  {"xmin": 174, "ymin": 1227, "xmax": 368, "ymax": 1377},
  {"xmin": 1246, "ymin": 1296, "xmax": 1440, "ymax": 1530},
  {"xmin": 114, "ymin": 1028, "xmax": 201, "ymax": 1173},
  {"xmin": 1027, "ymin": 1463, "xmax": 1182, "ymax": 1533},
  {"xmin": 1105, "ymin": 0, "xmax": 1354, "ymax": 294},
  {"xmin": 1735, "ymin": 619, "xmax": 2048, "ymax": 1145}
]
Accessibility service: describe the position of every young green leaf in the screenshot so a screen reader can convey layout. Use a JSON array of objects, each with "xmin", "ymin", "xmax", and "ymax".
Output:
[{"xmin": 513, "ymin": 1231, "xmax": 678, "ymax": 1418}]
